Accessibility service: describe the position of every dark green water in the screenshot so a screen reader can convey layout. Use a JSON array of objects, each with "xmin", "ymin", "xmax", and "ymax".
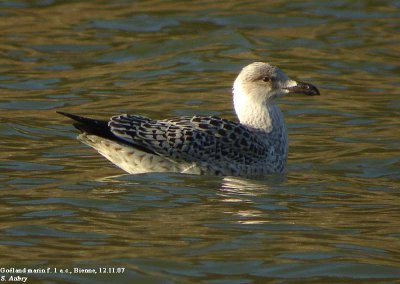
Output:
[{"xmin": 1, "ymin": 1, "xmax": 399, "ymax": 283}]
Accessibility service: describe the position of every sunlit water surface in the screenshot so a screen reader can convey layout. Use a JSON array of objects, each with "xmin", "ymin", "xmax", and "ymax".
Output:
[{"xmin": 1, "ymin": 1, "xmax": 399, "ymax": 283}]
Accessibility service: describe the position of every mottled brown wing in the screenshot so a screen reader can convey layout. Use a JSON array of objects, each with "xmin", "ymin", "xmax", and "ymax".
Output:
[{"xmin": 109, "ymin": 114, "xmax": 267, "ymax": 164}]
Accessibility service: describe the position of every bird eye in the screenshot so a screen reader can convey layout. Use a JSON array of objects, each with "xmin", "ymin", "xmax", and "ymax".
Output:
[{"xmin": 262, "ymin": 76, "xmax": 271, "ymax": 82}]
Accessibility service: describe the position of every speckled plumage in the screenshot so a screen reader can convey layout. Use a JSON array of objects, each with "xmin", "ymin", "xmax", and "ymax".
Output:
[{"xmin": 58, "ymin": 62, "xmax": 319, "ymax": 177}]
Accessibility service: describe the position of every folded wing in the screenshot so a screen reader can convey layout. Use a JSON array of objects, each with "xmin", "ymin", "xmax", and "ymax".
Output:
[{"xmin": 109, "ymin": 114, "xmax": 268, "ymax": 165}]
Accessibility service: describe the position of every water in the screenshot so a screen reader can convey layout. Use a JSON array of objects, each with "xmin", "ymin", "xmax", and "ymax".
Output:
[{"xmin": 1, "ymin": 0, "xmax": 399, "ymax": 283}]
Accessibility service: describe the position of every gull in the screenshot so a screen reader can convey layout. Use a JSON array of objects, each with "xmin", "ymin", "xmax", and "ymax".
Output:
[{"xmin": 58, "ymin": 62, "xmax": 319, "ymax": 177}]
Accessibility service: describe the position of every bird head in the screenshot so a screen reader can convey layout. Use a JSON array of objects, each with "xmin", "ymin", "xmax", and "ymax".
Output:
[{"xmin": 233, "ymin": 62, "xmax": 319, "ymax": 105}]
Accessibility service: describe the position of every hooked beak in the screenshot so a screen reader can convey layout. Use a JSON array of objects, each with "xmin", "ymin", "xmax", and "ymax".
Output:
[{"xmin": 284, "ymin": 80, "xmax": 320, "ymax": 96}]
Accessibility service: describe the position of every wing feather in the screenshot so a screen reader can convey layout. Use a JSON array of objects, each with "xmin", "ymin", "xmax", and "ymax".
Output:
[{"xmin": 109, "ymin": 114, "xmax": 268, "ymax": 165}]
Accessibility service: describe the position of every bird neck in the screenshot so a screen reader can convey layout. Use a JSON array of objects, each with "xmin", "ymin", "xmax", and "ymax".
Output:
[
  {"xmin": 233, "ymin": 93, "xmax": 286, "ymax": 134},
  {"xmin": 234, "ymin": 94, "xmax": 289, "ymax": 167}
]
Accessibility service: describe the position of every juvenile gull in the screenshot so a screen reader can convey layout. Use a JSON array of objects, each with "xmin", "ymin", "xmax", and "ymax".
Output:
[{"xmin": 58, "ymin": 62, "xmax": 319, "ymax": 177}]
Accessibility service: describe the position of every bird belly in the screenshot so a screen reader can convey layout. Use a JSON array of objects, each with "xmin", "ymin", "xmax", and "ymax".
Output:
[
  {"xmin": 76, "ymin": 134, "xmax": 286, "ymax": 177},
  {"xmin": 77, "ymin": 134, "xmax": 202, "ymax": 174}
]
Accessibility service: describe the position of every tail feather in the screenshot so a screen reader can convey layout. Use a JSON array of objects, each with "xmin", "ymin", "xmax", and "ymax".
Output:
[
  {"xmin": 57, "ymin": 111, "xmax": 115, "ymax": 140},
  {"xmin": 57, "ymin": 111, "xmax": 156, "ymax": 155}
]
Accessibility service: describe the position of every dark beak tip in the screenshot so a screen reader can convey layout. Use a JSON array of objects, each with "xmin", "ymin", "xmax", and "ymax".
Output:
[
  {"xmin": 292, "ymin": 81, "xmax": 320, "ymax": 96},
  {"xmin": 310, "ymin": 86, "xmax": 320, "ymax": 96}
]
